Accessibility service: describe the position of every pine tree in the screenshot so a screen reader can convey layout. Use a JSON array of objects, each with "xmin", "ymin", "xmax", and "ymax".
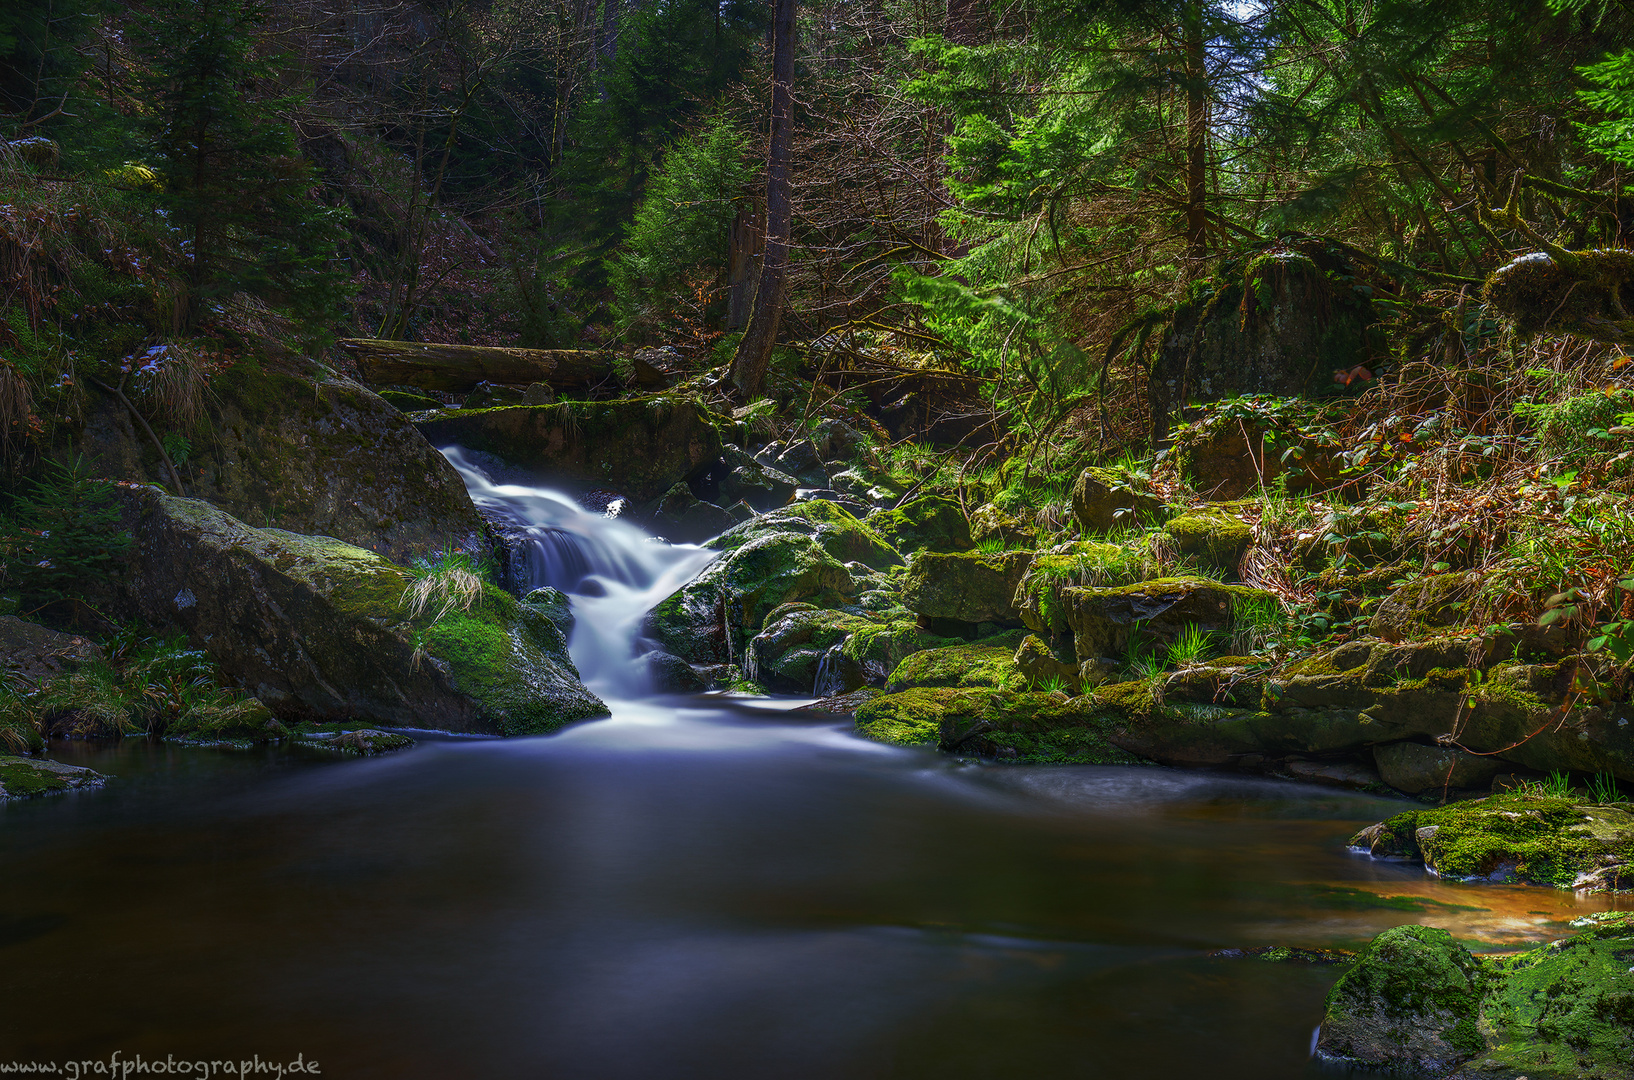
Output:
[{"xmin": 130, "ymin": 0, "xmax": 345, "ymax": 331}]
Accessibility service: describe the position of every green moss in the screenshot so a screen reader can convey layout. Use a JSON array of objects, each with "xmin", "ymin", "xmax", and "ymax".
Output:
[
  {"xmin": 866, "ymin": 495, "xmax": 972, "ymax": 554},
  {"xmin": 1368, "ymin": 793, "xmax": 1634, "ymax": 889},
  {"xmin": 0, "ymin": 757, "xmax": 71, "ymax": 798},
  {"xmin": 712, "ymin": 500, "xmax": 900, "ymax": 569},
  {"xmin": 854, "ymin": 684, "xmax": 1144, "ymax": 764},
  {"xmin": 162, "ymin": 695, "xmax": 283, "ymax": 744},
  {"xmin": 885, "ymin": 630, "xmax": 1028, "ymax": 692},
  {"xmin": 1163, "ymin": 511, "xmax": 1252, "ymax": 572}
]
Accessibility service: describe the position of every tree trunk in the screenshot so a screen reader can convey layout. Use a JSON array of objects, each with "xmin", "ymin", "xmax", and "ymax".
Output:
[
  {"xmin": 728, "ymin": 0, "xmax": 797, "ymax": 398},
  {"xmin": 1183, "ymin": 2, "xmax": 1208, "ymax": 268}
]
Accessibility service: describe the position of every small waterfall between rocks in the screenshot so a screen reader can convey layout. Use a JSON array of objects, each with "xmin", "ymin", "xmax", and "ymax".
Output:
[{"xmin": 441, "ymin": 447, "xmax": 717, "ymax": 698}]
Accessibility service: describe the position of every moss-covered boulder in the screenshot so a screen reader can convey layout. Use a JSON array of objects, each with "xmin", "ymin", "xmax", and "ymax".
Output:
[
  {"xmin": 115, "ymin": 487, "xmax": 608, "ymax": 735},
  {"xmin": 968, "ymin": 504, "xmax": 1036, "ymax": 548},
  {"xmin": 1163, "ymin": 511, "xmax": 1252, "ymax": 574},
  {"xmin": 1059, "ymin": 577, "xmax": 1271, "ymax": 661},
  {"xmin": 1070, "ymin": 467, "xmax": 1162, "ymax": 534},
  {"xmin": 79, "ymin": 360, "xmax": 488, "ymax": 562},
  {"xmin": 416, "ymin": 394, "xmax": 724, "ymax": 501},
  {"xmin": 0, "ymin": 755, "xmax": 107, "ymax": 801},
  {"xmin": 645, "ymin": 532, "xmax": 853, "ymax": 666},
  {"xmin": 1370, "ymin": 573, "xmax": 1477, "ymax": 642},
  {"xmin": 836, "ymin": 619, "xmax": 957, "ymax": 686},
  {"xmin": 648, "ymin": 482, "xmax": 737, "ymax": 544},
  {"xmin": 1348, "ymin": 792, "xmax": 1634, "ymax": 891},
  {"xmin": 1014, "ymin": 633, "xmax": 1084, "ymax": 692},
  {"xmin": 884, "ymin": 630, "xmax": 1028, "ymax": 693},
  {"xmin": 746, "ymin": 606, "xmax": 877, "ymax": 693},
  {"xmin": 714, "ymin": 500, "xmax": 900, "ymax": 570},
  {"xmin": 1315, "ymin": 925, "xmax": 1488, "ymax": 1074},
  {"xmin": 866, "ymin": 495, "xmax": 972, "ymax": 554},
  {"xmin": 1320, "ymin": 914, "xmax": 1634, "ymax": 1079},
  {"xmin": 1013, "ymin": 541, "xmax": 1142, "ymax": 638},
  {"xmin": 853, "ymin": 685, "xmax": 1144, "ymax": 764},
  {"xmin": 900, "ymin": 551, "xmax": 1033, "ymax": 624}
]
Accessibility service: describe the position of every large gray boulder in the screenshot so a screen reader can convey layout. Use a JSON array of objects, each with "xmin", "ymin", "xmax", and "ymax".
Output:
[
  {"xmin": 79, "ymin": 361, "xmax": 486, "ymax": 563},
  {"xmin": 115, "ymin": 487, "xmax": 608, "ymax": 735}
]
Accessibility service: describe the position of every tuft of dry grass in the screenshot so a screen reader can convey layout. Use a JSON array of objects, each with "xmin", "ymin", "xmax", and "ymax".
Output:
[{"xmin": 402, "ymin": 551, "xmax": 486, "ymax": 622}]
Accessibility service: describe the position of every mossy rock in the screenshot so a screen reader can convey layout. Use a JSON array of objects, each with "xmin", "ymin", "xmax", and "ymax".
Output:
[
  {"xmin": 1014, "ymin": 633, "xmax": 1083, "ymax": 692},
  {"xmin": 521, "ymin": 587, "xmax": 575, "ymax": 643},
  {"xmin": 885, "ymin": 630, "xmax": 1028, "ymax": 693},
  {"xmin": 900, "ymin": 550, "xmax": 1033, "ymax": 624},
  {"xmin": 0, "ymin": 616, "xmax": 105, "ymax": 686},
  {"xmin": 838, "ymin": 619, "xmax": 958, "ymax": 685},
  {"xmin": 646, "ymin": 531, "xmax": 853, "ymax": 665},
  {"xmin": 1059, "ymin": 577, "xmax": 1271, "ymax": 660},
  {"xmin": 415, "ymin": 394, "xmax": 725, "ymax": 502},
  {"xmin": 1315, "ymin": 924, "xmax": 1488, "ymax": 1074},
  {"xmin": 712, "ymin": 500, "xmax": 900, "ymax": 570},
  {"xmin": 968, "ymin": 504, "xmax": 1037, "ymax": 548},
  {"xmin": 746, "ymin": 606, "xmax": 877, "ymax": 693},
  {"xmin": 1162, "ymin": 511, "xmax": 1251, "ymax": 575},
  {"xmin": 379, "ymin": 389, "xmax": 443, "ymax": 412},
  {"xmin": 1321, "ymin": 914, "xmax": 1634, "ymax": 1079},
  {"xmin": 1013, "ymin": 541, "xmax": 1141, "ymax": 637},
  {"xmin": 1347, "ymin": 792, "xmax": 1634, "ymax": 891},
  {"xmin": 1372, "ymin": 741, "xmax": 1501, "ymax": 795},
  {"xmin": 866, "ymin": 495, "xmax": 972, "ymax": 554},
  {"xmin": 161, "ymin": 695, "xmax": 286, "ymax": 744},
  {"xmin": 77, "ymin": 358, "xmax": 488, "ymax": 563},
  {"xmin": 1070, "ymin": 467, "xmax": 1163, "ymax": 535},
  {"xmin": 1370, "ymin": 573, "xmax": 1477, "ymax": 643},
  {"xmin": 853, "ymin": 685, "xmax": 1145, "ymax": 764},
  {"xmin": 0, "ymin": 754, "xmax": 107, "ymax": 801},
  {"xmin": 115, "ymin": 487, "xmax": 608, "ymax": 736}
]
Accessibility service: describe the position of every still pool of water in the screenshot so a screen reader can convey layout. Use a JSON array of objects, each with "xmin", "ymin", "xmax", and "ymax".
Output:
[{"xmin": 3, "ymin": 698, "xmax": 1623, "ymax": 1079}]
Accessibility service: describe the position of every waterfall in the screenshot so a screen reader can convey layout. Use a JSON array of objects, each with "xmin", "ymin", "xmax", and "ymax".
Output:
[{"xmin": 440, "ymin": 447, "xmax": 717, "ymax": 698}]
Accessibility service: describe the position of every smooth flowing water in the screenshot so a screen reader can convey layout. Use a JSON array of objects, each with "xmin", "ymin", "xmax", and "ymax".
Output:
[{"xmin": 0, "ymin": 459, "xmax": 1624, "ymax": 1078}]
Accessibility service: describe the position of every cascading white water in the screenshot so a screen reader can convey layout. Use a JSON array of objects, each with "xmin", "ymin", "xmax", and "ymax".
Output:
[{"xmin": 440, "ymin": 447, "xmax": 717, "ymax": 699}]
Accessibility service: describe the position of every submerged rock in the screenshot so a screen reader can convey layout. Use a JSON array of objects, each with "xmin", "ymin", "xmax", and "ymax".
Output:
[
  {"xmin": 0, "ymin": 755, "xmax": 107, "ymax": 801},
  {"xmin": 116, "ymin": 487, "xmax": 608, "ymax": 736}
]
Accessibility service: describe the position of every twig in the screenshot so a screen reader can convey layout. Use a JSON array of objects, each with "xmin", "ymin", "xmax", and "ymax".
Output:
[{"xmin": 86, "ymin": 376, "xmax": 186, "ymax": 497}]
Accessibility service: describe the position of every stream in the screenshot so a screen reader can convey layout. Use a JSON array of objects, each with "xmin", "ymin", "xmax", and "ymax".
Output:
[{"xmin": 0, "ymin": 453, "xmax": 1623, "ymax": 1078}]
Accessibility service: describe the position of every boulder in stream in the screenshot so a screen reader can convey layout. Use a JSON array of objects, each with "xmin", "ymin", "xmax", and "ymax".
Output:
[{"xmin": 115, "ymin": 486, "xmax": 608, "ymax": 735}]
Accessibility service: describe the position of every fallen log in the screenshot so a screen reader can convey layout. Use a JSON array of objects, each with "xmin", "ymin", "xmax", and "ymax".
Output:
[{"xmin": 336, "ymin": 339, "xmax": 622, "ymax": 393}]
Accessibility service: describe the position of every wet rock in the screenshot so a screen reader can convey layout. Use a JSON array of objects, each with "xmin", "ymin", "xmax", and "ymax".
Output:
[
  {"xmin": 746, "ymin": 606, "xmax": 876, "ymax": 693},
  {"xmin": 639, "ymin": 650, "xmax": 707, "ymax": 693},
  {"xmin": 1316, "ymin": 925, "xmax": 1486, "ymax": 1074},
  {"xmin": 1162, "ymin": 510, "xmax": 1252, "ymax": 575},
  {"xmin": 416, "ymin": 394, "xmax": 724, "ymax": 502},
  {"xmin": 1070, "ymin": 467, "xmax": 1163, "ymax": 534},
  {"xmin": 811, "ymin": 419, "xmax": 869, "ymax": 463},
  {"xmin": 1373, "ymin": 741, "xmax": 1501, "ymax": 795},
  {"xmin": 693, "ymin": 446, "xmax": 799, "ymax": 512},
  {"xmin": 0, "ymin": 755, "xmax": 107, "ymax": 801},
  {"xmin": 463, "ymin": 381, "xmax": 525, "ymax": 409},
  {"xmin": 114, "ymin": 486, "xmax": 608, "ymax": 736},
  {"xmin": 298, "ymin": 728, "xmax": 416, "ymax": 755},
  {"xmin": 866, "ymin": 495, "xmax": 972, "ymax": 554},
  {"xmin": 1323, "ymin": 914, "xmax": 1634, "ymax": 1079},
  {"xmin": 791, "ymin": 487, "xmax": 872, "ymax": 518},
  {"xmin": 649, "ymin": 482, "xmax": 736, "ymax": 543},
  {"xmin": 521, "ymin": 587, "xmax": 575, "ymax": 642},
  {"xmin": 796, "ymin": 687, "xmax": 882, "ymax": 714},
  {"xmin": 714, "ymin": 501, "xmax": 900, "ymax": 571},
  {"xmin": 1279, "ymin": 757, "xmax": 1383, "ymax": 790},
  {"xmin": 1015, "ymin": 633, "xmax": 1083, "ymax": 692},
  {"xmin": 901, "ymin": 551, "xmax": 1033, "ymax": 625}
]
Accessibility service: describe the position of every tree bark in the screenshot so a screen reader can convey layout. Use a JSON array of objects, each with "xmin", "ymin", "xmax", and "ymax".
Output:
[
  {"xmin": 728, "ymin": 0, "xmax": 797, "ymax": 398},
  {"xmin": 1183, "ymin": 1, "xmax": 1208, "ymax": 268}
]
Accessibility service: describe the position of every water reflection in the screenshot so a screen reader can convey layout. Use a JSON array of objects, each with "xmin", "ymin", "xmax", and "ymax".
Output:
[{"xmin": 3, "ymin": 702, "xmax": 1623, "ymax": 1078}]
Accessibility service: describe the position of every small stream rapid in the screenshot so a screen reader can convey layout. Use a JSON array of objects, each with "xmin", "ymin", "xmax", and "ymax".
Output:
[{"xmin": 0, "ymin": 455, "xmax": 1621, "ymax": 1078}]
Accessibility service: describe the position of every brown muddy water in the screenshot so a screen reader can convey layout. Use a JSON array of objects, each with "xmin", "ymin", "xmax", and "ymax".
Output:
[{"xmin": 1, "ymin": 696, "xmax": 1624, "ymax": 1079}]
